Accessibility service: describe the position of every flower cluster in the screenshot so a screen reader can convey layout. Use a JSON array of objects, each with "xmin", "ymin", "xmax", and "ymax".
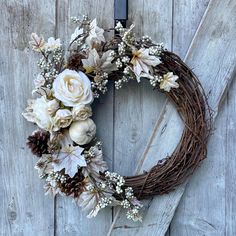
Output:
[{"xmin": 23, "ymin": 15, "xmax": 180, "ymax": 222}]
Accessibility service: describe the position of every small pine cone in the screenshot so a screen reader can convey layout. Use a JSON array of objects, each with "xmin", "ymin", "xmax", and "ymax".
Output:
[
  {"xmin": 67, "ymin": 53, "xmax": 85, "ymax": 70},
  {"xmin": 59, "ymin": 171, "xmax": 85, "ymax": 198},
  {"xmin": 27, "ymin": 130, "xmax": 50, "ymax": 157}
]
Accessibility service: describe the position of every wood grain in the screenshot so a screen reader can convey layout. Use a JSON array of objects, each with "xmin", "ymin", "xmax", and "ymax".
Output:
[
  {"xmin": 225, "ymin": 76, "xmax": 236, "ymax": 236},
  {"xmin": 173, "ymin": 0, "xmax": 210, "ymax": 58},
  {"xmin": 111, "ymin": 0, "xmax": 172, "ymax": 233},
  {"xmin": 171, "ymin": 76, "xmax": 236, "ymax": 235},
  {"xmin": 0, "ymin": 0, "xmax": 55, "ymax": 235},
  {"xmin": 109, "ymin": 0, "xmax": 236, "ymax": 235},
  {"xmin": 170, "ymin": 84, "xmax": 227, "ymax": 236},
  {"xmin": 1, "ymin": 1, "xmax": 236, "ymax": 235},
  {"xmin": 109, "ymin": 0, "xmax": 209, "ymax": 234},
  {"xmin": 54, "ymin": 1, "xmax": 114, "ymax": 235}
]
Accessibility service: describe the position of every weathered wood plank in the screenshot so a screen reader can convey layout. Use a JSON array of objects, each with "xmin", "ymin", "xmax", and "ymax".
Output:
[
  {"xmin": 169, "ymin": 0, "xmax": 210, "ymax": 234},
  {"xmin": 0, "ymin": 1, "xmax": 55, "ymax": 235},
  {"xmin": 173, "ymin": 0, "xmax": 210, "ymax": 58},
  {"xmin": 110, "ymin": 0, "xmax": 236, "ymax": 235},
  {"xmin": 170, "ymin": 77, "xmax": 236, "ymax": 236},
  {"xmin": 170, "ymin": 84, "xmax": 228, "ymax": 236},
  {"xmin": 54, "ymin": 1, "xmax": 114, "ymax": 235},
  {"xmin": 225, "ymin": 76, "xmax": 236, "ymax": 236},
  {"xmin": 113, "ymin": 0, "xmax": 171, "ymax": 174},
  {"xmin": 111, "ymin": 0, "xmax": 172, "ymax": 234},
  {"xmin": 110, "ymin": 0, "xmax": 209, "ymax": 234}
]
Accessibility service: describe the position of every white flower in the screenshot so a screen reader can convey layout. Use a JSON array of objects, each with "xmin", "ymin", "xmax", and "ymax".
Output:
[
  {"xmin": 53, "ymin": 145, "xmax": 86, "ymax": 177},
  {"xmin": 34, "ymin": 154, "xmax": 53, "ymax": 178},
  {"xmin": 72, "ymin": 105, "xmax": 92, "ymax": 121},
  {"xmin": 45, "ymin": 37, "xmax": 61, "ymax": 51},
  {"xmin": 69, "ymin": 119, "xmax": 96, "ymax": 145},
  {"xmin": 82, "ymin": 146, "xmax": 107, "ymax": 179},
  {"xmin": 82, "ymin": 48, "xmax": 116, "ymax": 74},
  {"xmin": 47, "ymin": 99, "xmax": 59, "ymax": 115},
  {"xmin": 160, "ymin": 72, "xmax": 179, "ymax": 92},
  {"xmin": 32, "ymin": 87, "xmax": 52, "ymax": 97},
  {"xmin": 53, "ymin": 69, "xmax": 93, "ymax": 107},
  {"xmin": 22, "ymin": 96, "xmax": 53, "ymax": 131},
  {"xmin": 34, "ymin": 74, "xmax": 45, "ymax": 88},
  {"xmin": 131, "ymin": 48, "xmax": 161, "ymax": 82},
  {"xmin": 86, "ymin": 19, "xmax": 105, "ymax": 47},
  {"xmin": 53, "ymin": 109, "xmax": 73, "ymax": 131},
  {"xmin": 29, "ymin": 33, "xmax": 45, "ymax": 52},
  {"xmin": 70, "ymin": 27, "xmax": 83, "ymax": 43},
  {"xmin": 75, "ymin": 185, "xmax": 101, "ymax": 218}
]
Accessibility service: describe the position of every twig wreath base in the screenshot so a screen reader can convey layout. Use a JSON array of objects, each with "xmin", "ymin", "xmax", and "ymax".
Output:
[
  {"xmin": 124, "ymin": 51, "xmax": 211, "ymax": 198},
  {"xmin": 23, "ymin": 16, "xmax": 212, "ymax": 222}
]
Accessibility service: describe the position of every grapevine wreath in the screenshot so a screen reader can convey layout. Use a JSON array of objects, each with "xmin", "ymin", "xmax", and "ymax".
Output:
[{"xmin": 23, "ymin": 16, "xmax": 212, "ymax": 221}]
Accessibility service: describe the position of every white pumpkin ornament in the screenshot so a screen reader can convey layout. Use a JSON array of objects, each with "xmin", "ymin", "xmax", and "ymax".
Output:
[{"xmin": 69, "ymin": 118, "xmax": 96, "ymax": 145}]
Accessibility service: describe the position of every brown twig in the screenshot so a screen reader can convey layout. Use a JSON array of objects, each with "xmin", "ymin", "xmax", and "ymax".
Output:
[{"xmin": 123, "ymin": 50, "xmax": 212, "ymax": 199}]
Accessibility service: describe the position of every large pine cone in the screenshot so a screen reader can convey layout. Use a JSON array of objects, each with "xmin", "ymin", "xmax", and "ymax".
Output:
[
  {"xmin": 27, "ymin": 130, "xmax": 49, "ymax": 157},
  {"xmin": 59, "ymin": 171, "xmax": 85, "ymax": 198}
]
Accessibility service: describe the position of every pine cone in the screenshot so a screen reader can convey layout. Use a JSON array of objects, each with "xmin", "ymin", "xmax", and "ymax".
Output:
[
  {"xmin": 27, "ymin": 130, "xmax": 50, "ymax": 157},
  {"xmin": 67, "ymin": 53, "xmax": 85, "ymax": 70},
  {"xmin": 59, "ymin": 171, "xmax": 85, "ymax": 198}
]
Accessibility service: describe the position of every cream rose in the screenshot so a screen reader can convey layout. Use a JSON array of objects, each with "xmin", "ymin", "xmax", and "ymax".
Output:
[
  {"xmin": 53, "ymin": 69, "xmax": 93, "ymax": 107},
  {"xmin": 69, "ymin": 119, "xmax": 96, "ymax": 145},
  {"xmin": 72, "ymin": 105, "xmax": 92, "ymax": 121},
  {"xmin": 53, "ymin": 109, "xmax": 73, "ymax": 131},
  {"xmin": 22, "ymin": 96, "xmax": 53, "ymax": 131}
]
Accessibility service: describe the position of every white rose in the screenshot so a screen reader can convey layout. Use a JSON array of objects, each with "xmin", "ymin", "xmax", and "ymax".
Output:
[
  {"xmin": 69, "ymin": 119, "xmax": 96, "ymax": 145},
  {"xmin": 53, "ymin": 109, "xmax": 72, "ymax": 131},
  {"xmin": 72, "ymin": 105, "xmax": 92, "ymax": 121},
  {"xmin": 22, "ymin": 96, "xmax": 53, "ymax": 131},
  {"xmin": 53, "ymin": 69, "xmax": 93, "ymax": 107}
]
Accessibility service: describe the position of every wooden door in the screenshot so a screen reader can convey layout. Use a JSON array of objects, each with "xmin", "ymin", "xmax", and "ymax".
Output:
[{"xmin": 1, "ymin": 0, "xmax": 236, "ymax": 235}]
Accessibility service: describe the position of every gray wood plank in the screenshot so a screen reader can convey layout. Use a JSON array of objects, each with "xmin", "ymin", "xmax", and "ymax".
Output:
[
  {"xmin": 111, "ymin": 0, "xmax": 172, "ymax": 235},
  {"xmin": 54, "ymin": 1, "xmax": 114, "ymax": 235},
  {"xmin": 110, "ymin": 0, "xmax": 210, "ymax": 234},
  {"xmin": 225, "ymin": 76, "xmax": 236, "ymax": 236},
  {"xmin": 110, "ymin": 0, "xmax": 236, "ymax": 235},
  {"xmin": 170, "ymin": 97, "xmax": 227, "ymax": 235},
  {"xmin": 173, "ymin": 0, "xmax": 210, "ymax": 58},
  {"xmin": 169, "ymin": 0, "xmax": 210, "ymax": 235},
  {"xmin": 0, "ymin": 1, "xmax": 56, "ymax": 235},
  {"xmin": 113, "ymin": 0, "xmax": 171, "ymax": 173},
  {"xmin": 170, "ymin": 77, "xmax": 236, "ymax": 236}
]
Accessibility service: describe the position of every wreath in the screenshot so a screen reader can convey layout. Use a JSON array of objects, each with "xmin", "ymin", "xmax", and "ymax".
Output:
[{"xmin": 23, "ymin": 16, "xmax": 211, "ymax": 221}]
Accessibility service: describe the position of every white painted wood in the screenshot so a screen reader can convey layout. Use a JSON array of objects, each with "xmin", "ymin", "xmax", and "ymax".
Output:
[
  {"xmin": 54, "ymin": 1, "xmax": 114, "ymax": 236},
  {"xmin": 110, "ymin": 0, "xmax": 236, "ymax": 235},
  {"xmin": 0, "ymin": 1, "xmax": 55, "ymax": 235}
]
